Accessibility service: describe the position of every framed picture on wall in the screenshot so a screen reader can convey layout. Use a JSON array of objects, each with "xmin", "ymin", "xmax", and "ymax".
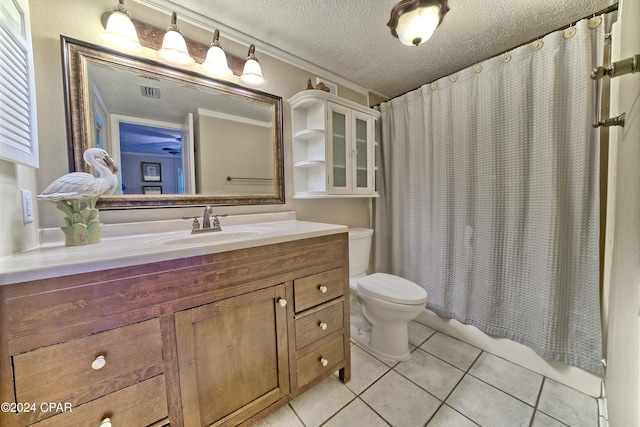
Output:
[
  {"xmin": 143, "ymin": 185, "xmax": 162, "ymax": 194},
  {"xmin": 142, "ymin": 162, "xmax": 161, "ymax": 182}
]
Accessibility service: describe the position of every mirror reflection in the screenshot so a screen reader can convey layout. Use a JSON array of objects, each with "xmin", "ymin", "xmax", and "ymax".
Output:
[{"xmin": 63, "ymin": 36, "xmax": 284, "ymax": 208}]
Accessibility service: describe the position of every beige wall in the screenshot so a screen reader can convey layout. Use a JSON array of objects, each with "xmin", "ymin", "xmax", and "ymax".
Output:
[
  {"xmin": 6, "ymin": 4, "xmax": 636, "ymax": 420},
  {"xmin": 0, "ymin": 0, "xmax": 373, "ymax": 256},
  {"xmin": 603, "ymin": 0, "xmax": 640, "ymax": 424},
  {"xmin": 195, "ymin": 113, "xmax": 273, "ymax": 195}
]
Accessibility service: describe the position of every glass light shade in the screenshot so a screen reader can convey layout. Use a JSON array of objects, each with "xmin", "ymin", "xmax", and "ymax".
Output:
[
  {"xmin": 97, "ymin": 10, "xmax": 142, "ymax": 53},
  {"xmin": 202, "ymin": 45, "xmax": 232, "ymax": 78},
  {"xmin": 395, "ymin": 5, "xmax": 441, "ymax": 46},
  {"xmin": 158, "ymin": 29, "xmax": 194, "ymax": 66},
  {"xmin": 241, "ymin": 58, "xmax": 266, "ymax": 88}
]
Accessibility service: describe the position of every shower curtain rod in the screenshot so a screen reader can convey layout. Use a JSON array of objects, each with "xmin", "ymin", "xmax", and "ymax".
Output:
[{"xmin": 380, "ymin": 3, "xmax": 620, "ymax": 105}]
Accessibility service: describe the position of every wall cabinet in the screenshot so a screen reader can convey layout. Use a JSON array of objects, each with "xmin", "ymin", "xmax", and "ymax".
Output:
[
  {"xmin": 289, "ymin": 90, "xmax": 380, "ymax": 198},
  {"xmin": 0, "ymin": 233, "xmax": 350, "ymax": 427}
]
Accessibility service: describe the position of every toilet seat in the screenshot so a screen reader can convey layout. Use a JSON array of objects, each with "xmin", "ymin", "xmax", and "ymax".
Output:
[{"xmin": 357, "ymin": 273, "xmax": 427, "ymax": 305}]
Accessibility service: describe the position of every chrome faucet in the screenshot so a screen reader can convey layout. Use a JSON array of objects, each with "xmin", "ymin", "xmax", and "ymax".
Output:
[
  {"xmin": 202, "ymin": 206, "xmax": 212, "ymax": 229},
  {"xmin": 182, "ymin": 207, "xmax": 227, "ymax": 233}
]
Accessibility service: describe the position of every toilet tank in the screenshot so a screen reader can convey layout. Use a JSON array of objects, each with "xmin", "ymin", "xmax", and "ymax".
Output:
[{"xmin": 348, "ymin": 228, "xmax": 374, "ymax": 277}]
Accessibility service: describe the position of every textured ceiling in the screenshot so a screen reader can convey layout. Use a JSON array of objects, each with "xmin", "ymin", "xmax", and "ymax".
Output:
[{"xmin": 157, "ymin": 0, "xmax": 612, "ymax": 99}]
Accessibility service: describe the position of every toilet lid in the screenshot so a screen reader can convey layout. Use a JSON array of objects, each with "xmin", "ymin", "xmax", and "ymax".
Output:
[{"xmin": 357, "ymin": 273, "xmax": 428, "ymax": 305}]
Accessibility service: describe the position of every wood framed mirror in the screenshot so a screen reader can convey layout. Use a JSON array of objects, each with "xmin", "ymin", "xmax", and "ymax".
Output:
[{"xmin": 61, "ymin": 36, "xmax": 284, "ymax": 209}]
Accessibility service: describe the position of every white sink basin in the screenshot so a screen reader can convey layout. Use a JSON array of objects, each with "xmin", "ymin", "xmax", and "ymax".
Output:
[{"xmin": 161, "ymin": 230, "xmax": 264, "ymax": 245}]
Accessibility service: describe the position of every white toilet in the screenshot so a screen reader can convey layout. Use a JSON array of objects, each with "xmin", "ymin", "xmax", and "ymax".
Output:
[{"xmin": 348, "ymin": 228, "xmax": 428, "ymax": 361}]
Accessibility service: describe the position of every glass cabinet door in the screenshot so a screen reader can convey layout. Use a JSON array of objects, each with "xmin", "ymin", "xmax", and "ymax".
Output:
[
  {"xmin": 352, "ymin": 112, "xmax": 374, "ymax": 194},
  {"xmin": 328, "ymin": 103, "xmax": 351, "ymax": 194}
]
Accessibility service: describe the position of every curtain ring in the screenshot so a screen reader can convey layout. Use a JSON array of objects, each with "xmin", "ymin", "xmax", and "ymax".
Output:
[
  {"xmin": 588, "ymin": 16, "xmax": 602, "ymax": 29},
  {"xmin": 564, "ymin": 27, "xmax": 576, "ymax": 39},
  {"xmin": 532, "ymin": 40, "xmax": 543, "ymax": 51}
]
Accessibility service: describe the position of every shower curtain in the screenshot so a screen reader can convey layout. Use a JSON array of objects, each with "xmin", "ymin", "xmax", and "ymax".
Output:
[{"xmin": 374, "ymin": 17, "xmax": 605, "ymax": 375}]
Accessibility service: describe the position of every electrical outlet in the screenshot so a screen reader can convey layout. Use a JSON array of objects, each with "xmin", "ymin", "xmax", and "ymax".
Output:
[{"xmin": 20, "ymin": 189, "xmax": 34, "ymax": 224}]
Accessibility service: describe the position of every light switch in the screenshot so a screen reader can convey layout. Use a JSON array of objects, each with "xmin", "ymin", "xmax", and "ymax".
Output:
[{"xmin": 21, "ymin": 189, "xmax": 34, "ymax": 224}]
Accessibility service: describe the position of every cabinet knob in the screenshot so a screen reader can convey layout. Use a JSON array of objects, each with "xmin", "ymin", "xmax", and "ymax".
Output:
[
  {"xmin": 100, "ymin": 418, "xmax": 112, "ymax": 427},
  {"xmin": 319, "ymin": 322, "xmax": 328, "ymax": 330},
  {"xmin": 278, "ymin": 298, "xmax": 287, "ymax": 307},
  {"xmin": 318, "ymin": 285, "xmax": 328, "ymax": 293},
  {"xmin": 320, "ymin": 357, "xmax": 329, "ymax": 367},
  {"xmin": 91, "ymin": 355, "xmax": 106, "ymax": 370}
]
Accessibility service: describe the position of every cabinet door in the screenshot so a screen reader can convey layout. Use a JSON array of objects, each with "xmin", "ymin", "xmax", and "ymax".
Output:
[
  {"xmin": 352, "ymin": 111, "xmax": 375, "ymax": 194},
  {"xmin": 175, "ymin": 285, "xmax": 289, "ymax": 427},
  {"xmin": 327, "ymin": 103, "xmax": 352, "ymax": 194}
]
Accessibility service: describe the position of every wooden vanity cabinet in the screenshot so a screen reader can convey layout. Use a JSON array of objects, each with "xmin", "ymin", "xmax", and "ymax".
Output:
[
  {"xmin": 175, "ymin": 284, "xmax": 290, "ymax": 427},
  {"xmin": 0, "ymin": 232, "xmax": 350, "ymax": 427}
]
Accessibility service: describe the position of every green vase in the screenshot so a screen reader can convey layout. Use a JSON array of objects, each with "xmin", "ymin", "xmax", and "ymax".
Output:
[{"xmin": 54, "ymin": 197, "xmax": 102, "ymax": 246}]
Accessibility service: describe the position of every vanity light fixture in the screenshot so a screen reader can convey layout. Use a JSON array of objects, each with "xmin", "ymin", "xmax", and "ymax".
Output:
[
  {"xmin": 387, "ymin": 0, "xmax": 449, "ymax": 46},
  {"xmin": 97, "ymin": 0, "xmax": 142, "ymax": 53},
  {"xmin": 201, "ymin": 29, "xmax": 233, "ymax": 78},
  {"xmin": 97, "ymin": 7, "xmax": 267, "ymax": 88},
  {"xmin": 158, "ymin": 12, "xmax": 195, "ymax": 66},
  {"xmin": 240, "ymin": 44, "xmax": 267, "ymax": 88}
]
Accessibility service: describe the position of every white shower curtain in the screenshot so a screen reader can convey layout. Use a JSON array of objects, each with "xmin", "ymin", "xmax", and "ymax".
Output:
[{"xmin": 374, "ymin": 18, "xmax": 605, "ymax": 375}]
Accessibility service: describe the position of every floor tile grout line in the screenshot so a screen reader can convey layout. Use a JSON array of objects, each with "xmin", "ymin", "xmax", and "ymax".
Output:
[
  {"xmin": 315, "ymin": 348, "xmax": 396, "ymax": 427},
  {"xmin": 350, "ymin": 342, "xmax": 453, "ymax": 426},
  {"xmin": 530, "ymin": 377, "xmax": 575, "ymax": 427},
  {"xmin": 395, "ymin": 339, "xmax": 549, "ymax": 425},
  {"xmin": 413, "ymin": 334, "xmax": 569, "ymax": 416},
  {"xmin": 416, "ymin": 332, "xmax": 483, "ymax": 373},
  {"xmin": 349, "ymin": 395, "xmax": 393, "ymax": 427},
  {"xmin": 422, "ymin": 349, "xmax": 484, "ymax": 426},
  {"xmin": 528, "ymin": 373, "xmax": 546, "ymax": 427},
  {"xmin": 410, "ymin": 330, "xmax": 592, "ymax": 426},
  {"xmin": 427, "ymin": 403, "xmax": 481, "ymax": 427},
  {"xmin": 286, "ymin": 327, "xmax": 596, "ymax": 427}
]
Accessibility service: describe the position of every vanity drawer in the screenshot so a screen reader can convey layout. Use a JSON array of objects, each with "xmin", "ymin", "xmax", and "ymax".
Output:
[
  {"xmin": 294, "ymin": 268, "xmax": 344, "ymax": 312},
  {"xmin": 32, "ymin": 374, "xmax": 168, "ymax": 427},
  {"xmin": 295, "ymin": 301, "xmax": 344, "ymax": 350},
  {"xmin": 13, "ymin": 318, "xmax": 163, "ymax": 406},
  {"xmin": 297, "ymin": 334, "xmax": 345, "ymax": 388}
]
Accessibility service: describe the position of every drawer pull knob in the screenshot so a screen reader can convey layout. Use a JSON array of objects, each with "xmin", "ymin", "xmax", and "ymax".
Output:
[
  {"xmin": 91, "ymin": 355, "xmax": 106, "ymax": 370},
  {"xmin": 278, "ymin": 298, "xmax": 287, "ymax": 307},
  {"xmin": 320, "ymin": 357, "xmax": 329, "ymax": 367},
  {"xmin": 319, "ymin": 322, "xmax": 328, "ymax": 330},
  {"xmin": 100, "ymin": 418, "xmax": 112, "ymax": 427},
  {"xmin": 319, "ymin": 285, "xmax": 328, "ymax": 293}
]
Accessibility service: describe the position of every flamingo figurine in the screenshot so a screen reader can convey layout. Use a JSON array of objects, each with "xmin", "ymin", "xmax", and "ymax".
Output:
[{"xmin": 38, "ymin": 148, "xmax": 119, "ymax": 201}]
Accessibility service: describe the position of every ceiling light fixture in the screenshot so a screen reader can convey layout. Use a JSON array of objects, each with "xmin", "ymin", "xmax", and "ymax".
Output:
[
  {"xmin": 201, "ymin": 29, "xmax": 233, "ymax": 78},
  {"xmin": 387, "ymin": 0, "xmax": 449, "ymax": 47},
  {"xmin": 158, "ymin": 12, "xmax": 195, "ymax": 66},
  {"xmin": 97, "ymin": 0, "xmax": 142, "ymax": 53},
  {"xmin": 240, "ymin": 44, "xmax": 267, "ymax": 88}
]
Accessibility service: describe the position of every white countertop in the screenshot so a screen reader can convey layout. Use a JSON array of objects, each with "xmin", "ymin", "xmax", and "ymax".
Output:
[{"xmin": 0, "ymin": 212, "xmax": 348, "ymax": 286}]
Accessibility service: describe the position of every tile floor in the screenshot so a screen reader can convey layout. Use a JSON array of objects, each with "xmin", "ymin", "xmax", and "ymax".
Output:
[{"xmin": 257, "ymin": 321, "xmax": 600, "ymax": 427}]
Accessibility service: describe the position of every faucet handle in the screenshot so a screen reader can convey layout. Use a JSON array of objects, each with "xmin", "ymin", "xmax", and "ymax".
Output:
[
  {"xmin": 182, "ymin": 215, "xmax": 201, "ymax": 231},
  {"xmin": 211, "ymin": 213, "xmax": 228, "ymax": 228}
]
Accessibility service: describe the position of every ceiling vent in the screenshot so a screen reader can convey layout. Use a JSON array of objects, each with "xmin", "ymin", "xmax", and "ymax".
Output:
[{"xmin": 140, "ymin": 85, "xmax": 161, "ymax": 99}]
